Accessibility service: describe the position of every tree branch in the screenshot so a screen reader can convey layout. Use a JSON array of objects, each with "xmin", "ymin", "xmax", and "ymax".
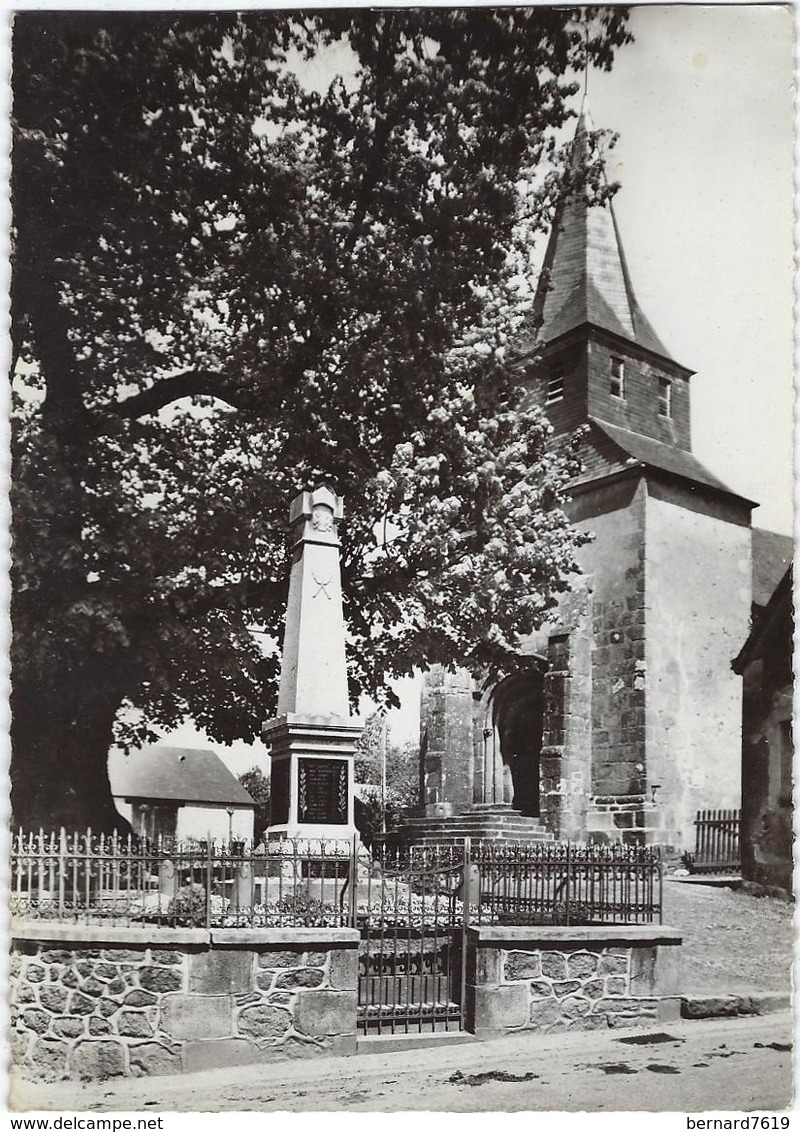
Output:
[{"xmin": 113, "ymin": 369, "xmax": 255, "ymax": 419}]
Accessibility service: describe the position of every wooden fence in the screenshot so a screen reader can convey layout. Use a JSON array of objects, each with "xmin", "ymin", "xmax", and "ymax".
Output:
[{"xmin": 689, "ymin": 808, "xmax": 741, "ymax": 874}]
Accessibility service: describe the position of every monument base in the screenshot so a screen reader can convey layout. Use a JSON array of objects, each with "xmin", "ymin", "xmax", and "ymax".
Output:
[{"xmin": 263, "ymin": 713, "xmax": 361, "ymax": 842}]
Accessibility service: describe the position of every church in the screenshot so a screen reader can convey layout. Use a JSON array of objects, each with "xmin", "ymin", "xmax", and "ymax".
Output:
[{"xmin": 410, "ymin": 107, "xmax": 791, "ymax": 853}]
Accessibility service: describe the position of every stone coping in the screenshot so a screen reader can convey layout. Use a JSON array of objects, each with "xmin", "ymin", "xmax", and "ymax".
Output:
[
  {"xmin": 210, "ymin": 927, "xmax": 359, "ymax": 946},
  {"xmin": 11, "ymin": 920, "xmax": 360, "ymax": 947},
  {"xmin": 467, "ymin": 924, "xmax": 682, "ymax": 945}
]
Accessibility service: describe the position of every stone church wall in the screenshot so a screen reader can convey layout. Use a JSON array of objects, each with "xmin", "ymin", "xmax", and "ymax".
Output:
[
  {"xmin": 539, "ymin": 587, "xmax": 592, "ymax": 840},
  {"xmin": 644, "ymin": 490, "xmax": 750, "ymax": 848},
  {"xmin": 740, "ymin": 668, "xmax": 793, "ymax": 893}
]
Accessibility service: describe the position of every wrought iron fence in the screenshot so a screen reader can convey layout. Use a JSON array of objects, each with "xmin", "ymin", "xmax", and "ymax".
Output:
[
  {"xmin": 9, "ymin": 829, "xmax": 356, "ymax": 928},
  {"xmin": 10, "ymin": 829, "xmax": 662, "ymax": 930},
  {"xmin": 469, "ymin": 840, "xmax": 662, "ymax": 926}
]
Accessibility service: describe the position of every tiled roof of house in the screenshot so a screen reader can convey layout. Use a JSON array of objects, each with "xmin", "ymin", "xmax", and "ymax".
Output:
[
  {"xmin": 751, "ymin": 528, "xmax": 794, "ymax": 609},
  {"xmin": 529, "ymin": 103, "xmax": 680, "ymax": 366},
  {"xmin": 109, "ymin": 745, "xmax": 256, "ymax": 807}
]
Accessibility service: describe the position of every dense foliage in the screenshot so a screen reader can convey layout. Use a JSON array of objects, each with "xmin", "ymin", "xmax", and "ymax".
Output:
[
  {"xmin": 238, "ymin": 766, "xmax": 271, "ymax": 842},
  {"xmin": 11, "ymin": 9, "xmax": 630, "ymax": 829}
]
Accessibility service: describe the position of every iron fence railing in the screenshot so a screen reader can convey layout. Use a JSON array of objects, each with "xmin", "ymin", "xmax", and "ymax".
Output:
[
  {"xmin": 469, "ymin": 840, "xmax": 662, "ymax": 926},
  {"xmin": 9, "ymin": 829, "xmax": 356, "ymax": 928},
  {"xmin": 10, "ymin": 829, "xmax": 663, "ymax": 930}
]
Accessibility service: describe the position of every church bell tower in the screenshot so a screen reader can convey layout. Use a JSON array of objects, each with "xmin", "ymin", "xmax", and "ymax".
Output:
[{"xmin": 416, "ymin": 103, "xmax": 754, "ymax": 851}]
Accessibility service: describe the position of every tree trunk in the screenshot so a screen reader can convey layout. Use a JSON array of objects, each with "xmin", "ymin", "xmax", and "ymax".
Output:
[{"xmin": 10, "ymin": 663, "xmax": 128, "ymax": 834}]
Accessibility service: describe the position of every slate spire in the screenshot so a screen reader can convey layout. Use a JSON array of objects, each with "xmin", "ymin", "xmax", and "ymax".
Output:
[{"xmin": 532, "ymin": 100, "xmax": 674, "ymax": 362}]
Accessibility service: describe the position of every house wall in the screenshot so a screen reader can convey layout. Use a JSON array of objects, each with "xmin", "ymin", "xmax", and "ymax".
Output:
[
  {"xmin": 112, "ymin": 801, "xmax": 254, "ymax": 843},
  {"xmin": 740, "ymin": 640, "xmax": 793, "ymax": 894},
  {"xmin": 176, "ymin": 804, "xmax": 254, "ymax": 843},
  {"xmin": 644, "ymin": 491, "xmax": 751, "ymax": 849}
]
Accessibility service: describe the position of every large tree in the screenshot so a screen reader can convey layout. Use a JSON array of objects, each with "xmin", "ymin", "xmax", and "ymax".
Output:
[{"xmin": 11, "ymin": 9, "xmax": 630, "ymax": 831}]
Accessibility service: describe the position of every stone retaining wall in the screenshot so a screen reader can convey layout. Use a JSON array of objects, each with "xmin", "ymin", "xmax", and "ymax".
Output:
[
  {"xmin": 11, "ymin": 925, "xmax": 359, "ymax": 1081},
  {"xmin": 467, "ymin": 925, "xmax": 682, "ymax": 1037}
]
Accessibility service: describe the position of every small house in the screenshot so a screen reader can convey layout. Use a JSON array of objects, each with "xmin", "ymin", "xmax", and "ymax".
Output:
[{"xmin": 109, "ymin": 745, "xmax": 257, "ymax": 843}]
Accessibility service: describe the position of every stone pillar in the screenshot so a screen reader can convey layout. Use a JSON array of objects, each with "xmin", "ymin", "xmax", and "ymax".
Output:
[
  {"xmin": 419, "ymin": 666, "xmax": 475, "ymax": 816},
  {"xmin": 263, "ymin": 486, "xmax": 361, "ymax": 840},
  {"xmin": 540, "ymin": 582, "xmax": 593, "ymax": 840}
]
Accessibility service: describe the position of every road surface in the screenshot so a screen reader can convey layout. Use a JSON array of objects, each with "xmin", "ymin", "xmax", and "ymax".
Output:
[{"xmin": 11, "ymin": 1012, "xmax": 794, "ymax": 1113}]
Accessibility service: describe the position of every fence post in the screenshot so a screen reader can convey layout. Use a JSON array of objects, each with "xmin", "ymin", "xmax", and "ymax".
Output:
[
  {"xmin": 58, "ymin": 827, "xmax": 66, "ymax": 919},
  {"xmin": 564, "ymin": 842, "xmax": 572, "ymax": 927},
  {"xmin": 460, "ymin": 836, "xmax": 471, "ymax": 1031},
  {"xmin": 205, "ymin": 837, "xmax": 213, "ymax": 929},
  {"xmin": 347, "ymin": 832, "xmax": 358, "ymax": 928}
]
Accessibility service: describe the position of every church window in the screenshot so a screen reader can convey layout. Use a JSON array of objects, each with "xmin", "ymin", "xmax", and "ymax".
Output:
[
  {"xmin": 547, "ymin": 370, "xmax": 564, "ymax": 403},
  {"xmin": 658, "ymin": 377, "xmax": 672, "ymax": 418},
  {"xmin": 610, "ymin": 357, "xmax": 625, "ymax": 399}
]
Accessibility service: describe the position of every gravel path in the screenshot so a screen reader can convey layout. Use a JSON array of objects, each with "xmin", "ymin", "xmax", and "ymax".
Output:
[{"xmin": 662, "ymin": 879, "xmax": 794, "ymax": 993}]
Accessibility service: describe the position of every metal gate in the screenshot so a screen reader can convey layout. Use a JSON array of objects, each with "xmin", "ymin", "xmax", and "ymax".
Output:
[{"xmin": 356, "ymin": 842, "xmax": 468, "ymax": 1035}]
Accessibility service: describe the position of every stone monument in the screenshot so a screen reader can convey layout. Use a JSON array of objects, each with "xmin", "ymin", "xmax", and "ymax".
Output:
[{"xmin": 263, "ymin": 485, "xmax": 361, "ymax": 840}]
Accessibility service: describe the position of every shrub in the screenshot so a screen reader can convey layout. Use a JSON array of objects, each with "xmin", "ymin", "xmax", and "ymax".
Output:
[{"xmin": 167, "ymin": 883, "xmax": 207, "ymax": 926}]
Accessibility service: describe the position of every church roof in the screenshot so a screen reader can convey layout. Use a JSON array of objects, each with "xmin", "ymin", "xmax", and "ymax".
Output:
[
  {"xmin": 576, "ymin": 417, "xmax": 754, "ymax": 504},
  {"xmin": 109, "ymin": 745, "xmax": 256, "ymax": 807},
  {"xmin": 532, "ymin": 104, "xmax": 679, "ymax": 366}
]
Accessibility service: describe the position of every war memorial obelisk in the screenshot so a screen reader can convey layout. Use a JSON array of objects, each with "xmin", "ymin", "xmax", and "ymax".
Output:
[{"xmin": 263, "ymin": 486, "xmax": 361, "ymax": 840}]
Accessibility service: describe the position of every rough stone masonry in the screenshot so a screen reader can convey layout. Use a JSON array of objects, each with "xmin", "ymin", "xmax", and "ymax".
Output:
[{"xmin": 10, "ymin": 927, "xmax": 360, "ymax": 1081}]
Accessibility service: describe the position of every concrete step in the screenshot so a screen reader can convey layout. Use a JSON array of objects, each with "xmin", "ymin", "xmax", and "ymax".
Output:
[
  {"xmin": 403, "ymin": 817, "xmax": 549, "ymax": 829},
  {"xmin": 384, "ymin": 806, "xmax": 555, "ymax": 848},
  {"xmin": 388, "ymin": 831, "xmax": 554, "ymax": 846},
  {"xmin": 357, "ymin": 1030, "xmax": 476, "ymax": 1054},
  {"xmin": 397, "ymin": 817, "xmax": 550, "ymax": 831},
  {"xmin": 395, "ymin": 829, "xmax": 553, "ymax": 840}
]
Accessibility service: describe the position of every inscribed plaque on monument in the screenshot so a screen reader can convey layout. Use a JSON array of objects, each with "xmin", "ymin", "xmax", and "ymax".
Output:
[{"xmin": 298, "ymin": 758, "xmax": 348, "ymax": 824}]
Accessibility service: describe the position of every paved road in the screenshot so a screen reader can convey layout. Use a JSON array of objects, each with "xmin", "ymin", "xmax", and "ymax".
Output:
[{"xmin": 11, "ymin": 1013, "xmax": 794, "ymax": 1113}]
